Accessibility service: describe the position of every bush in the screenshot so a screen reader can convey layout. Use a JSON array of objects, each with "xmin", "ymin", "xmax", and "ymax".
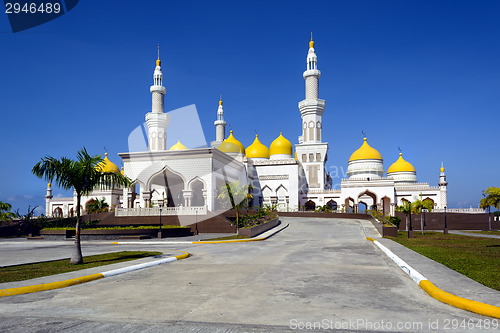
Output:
[{"xmin": 388, "ymin": 216, "xmax": 401, "ymax": 228}]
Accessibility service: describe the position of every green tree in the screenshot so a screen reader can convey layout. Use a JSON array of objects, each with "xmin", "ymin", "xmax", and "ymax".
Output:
[
  {"xmin": 0, "ymin": 201, "xmax": 15, "ymax": 222},
  {"xmin": 217, "ymin": 181, "xmax": 252, "ymax": 227},
  {"xmin": 32, "ymin": 148, "xmax": 130, "ymax": 264},
  {"xmin": 480, "ymin": 187, "xmax": 500, "ymax": 230},
  {"xmin": 411, "ymin": 198, "xmax": 433, "ymax": 235},
  {"xmin": 395, "ymin": 201, "xmax": 411, "ymax": 231},
  {"xmin": 86, "ymin": 197, "xmax": 109, "ymax": 214}
]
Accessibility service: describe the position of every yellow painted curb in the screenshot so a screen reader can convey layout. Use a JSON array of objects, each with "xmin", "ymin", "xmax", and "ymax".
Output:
[
  {"xmin": 192, "ymin": 237, "xmax": 265, "ymax": 244},
  {"xmin": 0, "ymin": 273, "xmax": 104, "ymax": 298},
  {"xmin": 420, "ymin": 280, "xmax": 500, "ymax": 319},
  {"xmin": 174, "ymin": 251, "xmax": 190, "ymax": 260},
  {"xmin": 366, "ymin": 237, "xmax": 375, "ymax": 242}
]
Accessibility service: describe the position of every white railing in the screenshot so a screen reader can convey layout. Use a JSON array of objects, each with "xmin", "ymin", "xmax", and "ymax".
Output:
[
  {"xmin": 115, "ymin": 206, "xmax": 207, "ymax": 217},
  {"xmin": 432, "ymin": 208, "xmax": 485, "ymax": 214}
]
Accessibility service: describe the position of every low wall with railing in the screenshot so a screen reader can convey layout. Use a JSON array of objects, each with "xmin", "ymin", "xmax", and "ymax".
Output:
[{"xmin": 115, "ymin": 206, "xmax": 207, "ymax": 217}]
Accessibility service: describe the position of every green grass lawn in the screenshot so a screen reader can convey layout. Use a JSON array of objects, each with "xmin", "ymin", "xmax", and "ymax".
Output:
[
  {"xmin": 467, "ymin": 230, "xmax": 500, "ymax": 235},
  {"xmin": 0, "ymin": 251, "xmax": 162, "ymax": 283},
  {"xmin": 386, "ymin": 232, "xmax": 500, "ymax": 291}
]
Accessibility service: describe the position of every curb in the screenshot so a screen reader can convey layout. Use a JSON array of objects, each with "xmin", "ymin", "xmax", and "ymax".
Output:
[
  {"xmin": 114, "ymin": 223, "xmax": 289, "ymax": 245},
  {"xmin": 0, "ymin": 251, "xmax": 189, "ymax": 298},
  {"xmin": 366, "ymin": 237, "xmax": 500, "ymax": 319}
]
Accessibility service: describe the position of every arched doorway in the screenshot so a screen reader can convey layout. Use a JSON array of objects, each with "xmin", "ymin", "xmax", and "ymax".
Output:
[
  {"xmin": 53, "ymin": 207, "xmax": 63, "ymax": 218},
  {"xmin": 358, "ymin": 202, "xmax": 368, "ymax": 213},
  {"xmin": 149, "ymin": 168, "xmax": 185, "ymax": 207},
  {"xmin": 423, "ymin": 198, "xmax": 434, "ymax": 209},
  {"xmin": 344, "ymin": 197, "xmax": 355, "ymax": 213},
  {"xmin": 327, "ymin": 200, "xmax": 337, "ymax": 211},
  {"xmin": 381, "ymin": 197, "xmax": 391, "ymax": 215},
  {"xmin": 191, "ymin": 178, "xmax": 205, "ymax": 206},
  {"xmin": 358, "ymin": 190, "xmax": 377, "ymax": 211},
  {"xmin": 304, "ymin": 200, "xmax": 316, "ymax": 211}
]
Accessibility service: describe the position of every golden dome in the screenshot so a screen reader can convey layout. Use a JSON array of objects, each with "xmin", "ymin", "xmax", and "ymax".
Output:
[
  {"xmin": 47, "ymin": 182, "xmax": 51, "ymax": 188},
  {"xmin": 225, "ymin": 130, "xmax": 245, "ymax": 154},
  {"xmin": 219, "ymin": 98, "xmax": 223, "ymax": 106},
  {"xmin": 349, "ymin": 138, "xmax": 383, "ymax": 162},
  {"xmin": 246, "ymin": 135, "xmax": 270, "ymax": 159},
  {"xmin": 218, "ymin": 140, "xmax": 241, "ymax": 154},
  {"xmin": 95, "ymin": 153, "xmax": 120, "ymax": 173},
  {"xmin": 309, "ymin": 37, "xmax": 314, "ymax": 49},
  {"xmin": 440, "ymin": 162, "xmax": 445, "ymax": 173},
  {"xmin": 156, "ymin": 59, "xmax": 161, "ymax": 66},
  {"xmin": 270, "ymin": 132, "xmax": 293, "ymax": 156},
  {"xmin": 169, "ymin": 140, "xmax": 188, "ymax": 150},
  {"xmin": 387, "ymin": 153, "xmax": 416, "ymax": 173}
]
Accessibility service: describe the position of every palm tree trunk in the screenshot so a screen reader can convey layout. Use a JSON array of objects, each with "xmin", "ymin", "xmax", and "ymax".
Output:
[
  {"xmin": 406, "ymin": 214, "xmax": 409, "ymax": 231},
  {"xmin": 70, "ymin": 194, "xmax": 84, "ymax": 264}
]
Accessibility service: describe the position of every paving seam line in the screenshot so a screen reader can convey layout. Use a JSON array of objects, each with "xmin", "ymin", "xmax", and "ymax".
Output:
[
  {"xmin": 366, "ymin": 237, "xmax": 500, "ymax": 319},
  {"xmin": 113, "ymin": 223, "xmax": 289, "ymax": 245},
  {"xmin": 0, "ymin": 251, "xmax": 189, "ymax": 298}
]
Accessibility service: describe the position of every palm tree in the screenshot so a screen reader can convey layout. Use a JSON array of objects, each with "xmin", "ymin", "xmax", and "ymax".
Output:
[
  {"xmin": 217, "ymin": 181, "xmax": 252, "ymax": 228},
  {"xmin": 480, "ymin": 187, "xmax": 500, "ymax": 231},
  {"xmin": 86, "ymin": 197, "xmax": 109, "ymax": 214},
  {"xmin": 32, "ymin": 148, "xmax": 130, "ymax": 264},
  {"xmin": 395, "ymin": 201, "xmax": 411, "ymax": 231}
]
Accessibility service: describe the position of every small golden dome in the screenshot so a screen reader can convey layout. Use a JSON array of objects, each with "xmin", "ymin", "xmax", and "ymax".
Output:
[
  {"xmin": 387, "ymin": 153, "xmax": 416, "ymax": 173},
  {"xmin": 219, "ymin": 98, "xmax": 223, "ymax": 106},
  {"xmin": 95, "ymin": 153, "xmax": 120, "ymax": 173},
  {"xmin": 270, "ymin": 132, "xmax": 293, "ymax": 156},
  {"xmin": 225, "ymin": 130, "xmax": 245, "ymax": 154},
  {"xmin": 47, "ymin": 182, "xmax": 51, "ymax": 188},
  {"xmin": 309, "ymin": 38, "xmax": 314, "ymax": 49},
  {"xmin": 218, "ymin": 141, "xmax": 240, "ymax": 154},
  {"xmin": 246, "ymin": 135, "xmax": 270, "ymax": 159},
  {"xmin": 349, "ymin": 138, "xmax": 383, "ymax": 162},
  {"xmin": 156, "ymin": 59, "xmax": 161, "ymax": 66},
  {"xmin": 169, "ymin": 140, "xmax": 188, "ymax": 150},
  {"xmin": 440, "ymin": 162, "xmax": 445, "ymax": 173}
]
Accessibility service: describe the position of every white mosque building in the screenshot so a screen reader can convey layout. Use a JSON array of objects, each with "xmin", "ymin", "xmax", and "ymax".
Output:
[{"xmin": 45, "ymin": 37, "xmax": 450, "ymax": 219}]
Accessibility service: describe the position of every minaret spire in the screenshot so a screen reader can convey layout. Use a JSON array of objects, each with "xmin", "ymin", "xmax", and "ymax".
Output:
[
  {"xmin": 214, "ymin": 95, "xmax": 227, "ymax": 145},
  {"xmin": 439, "ymin": 162, "xmax": 448, "ymax": 208},
  {"xmin": 146, "ymin": 46, "xmax": 170, "ymax": 151}
]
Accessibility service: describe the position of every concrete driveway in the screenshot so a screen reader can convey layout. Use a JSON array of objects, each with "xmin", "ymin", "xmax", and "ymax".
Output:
[{"xmin": 0, "ymin": 217, "xmax": 493, "ymax": 332}]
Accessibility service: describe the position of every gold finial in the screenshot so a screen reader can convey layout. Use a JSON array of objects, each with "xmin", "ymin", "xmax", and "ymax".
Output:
[
  {"xmin": 156, "ymin": 43, "xmax": 161, "ymax": 66},
  {"xmin": 440, "ymin": 162, "xmax": 445, "ymax": 173},
  {"xmin": 309, "ymin": 31, "xmax": 314, "ymax": 49},
  {"xmin": 48, "ymin": 182, "xmax": 51, "ymax": 188},
  {"xmin": 219, "ymin": 94, "xmax": 222, "ymax": 106}
]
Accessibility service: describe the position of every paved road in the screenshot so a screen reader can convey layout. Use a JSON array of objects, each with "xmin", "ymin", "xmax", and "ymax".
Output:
[{"xmin": 0, "ymin": 217, "xmax": 496, "ymax": 332}]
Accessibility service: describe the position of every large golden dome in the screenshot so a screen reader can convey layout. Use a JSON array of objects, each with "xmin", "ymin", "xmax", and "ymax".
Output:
[
  {"xmin": 95, "ymin": 153, "xmax": 120, "ymax": 173},
  {"xmin": 270, "ymin": 132, "xmax": 293, "ymax": 156},
  {"xmin": 225, "ymin": 130, "xmax": 245, "ymax": 154},
  {"xmin": 349, "ymin": 138, "xmax": 383, "ymax": 162},
  {"xmin": 169, "ymin": 140, "xmax": 188, "ymax": 150},
  {"xmin": 246, "ymin": 135, "xmax": 270, "ymax": 159},
  {"xmin": 218, "ymin": 140, "xmax": 241, "ymax": 154},
  {"xmin": 387, "ymin": 153, "xmax": 416, "ymax": 173}
]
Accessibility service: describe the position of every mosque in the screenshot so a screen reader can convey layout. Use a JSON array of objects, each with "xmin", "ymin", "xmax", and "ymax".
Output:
[{"xmin": 45, "ymin": 37, "xmax": 448, "ymax": 219}]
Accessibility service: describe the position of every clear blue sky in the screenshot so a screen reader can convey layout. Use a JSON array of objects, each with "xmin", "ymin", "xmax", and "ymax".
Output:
[{"xmin": 1, "ymin": 0, "xmax": 499, "ymax": 215}]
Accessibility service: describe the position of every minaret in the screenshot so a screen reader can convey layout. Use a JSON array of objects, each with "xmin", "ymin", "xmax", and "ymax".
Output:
[
  {"xmin": 298, "ymin": 33, "xmax": 325, "ymax": 143},
  {"xmin": 295, "ymin": 34, "xmax": 328, "ymax": 191},
  {"xmin": 439, "ymin": 162, "xmax": 448, "ymax": 208},
  {"xmin": 45, "ymin": 182, "xmax": 53, "ymax": 216},
  {"xmin": 145, "ymin": 45, "xmax": 170, "ymax": 151},
  {"xmin": 213, "ymin": 97, "xmax": 226, "ymax": 146}
]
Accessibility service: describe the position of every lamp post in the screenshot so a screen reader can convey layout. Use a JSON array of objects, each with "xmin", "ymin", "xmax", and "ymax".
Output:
[
  {"xmin": 443, "ymin": 206, "xmax": 448, "ymax": 234},
  {"xmin": 158, "ymin": 203, "xmax": 163, "ymax": 239},
  {"xmin": 421, "ymin": 208, "xmax": 428, "ymax": 236},
  {"xmin": 195, "ymin": 209, "xmax": 199, "ymax": 235},
  {"xmin": 408, "ymin": 201, "xmax": 414, "ymax": 238}
]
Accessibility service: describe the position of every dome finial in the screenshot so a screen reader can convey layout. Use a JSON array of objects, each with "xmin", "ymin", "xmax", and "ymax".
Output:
[
  {"xmin": 309, "ymin": 31, "xmax": 314, "ymax": 49},
  {"xmin": 440, "ymin": 162, "xmax": 445, "ymax": 173},
  {"xmin": 219, "ymin": 93, "xmax": 222, "ymax": 106},
  {"xmin": 156, "ymin": 43, "xmax": 161, "ymax": 67}
]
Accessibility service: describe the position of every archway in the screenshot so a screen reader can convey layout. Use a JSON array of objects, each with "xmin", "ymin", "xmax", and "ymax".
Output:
[
  {"xmin": 327, "ymin": 200, "xmax": 337, "ymax": 211},
  {"xmin": 85, "ymin": 199, "xmax": 96, "ymax": 212},
  {"xmin": 344, "ymin": 197, "xmax": 355, "ymax": 213},
  {"xmin": 423, "ymin": 198, "xmax": 434, "ymax": 209},
  {"xmin": 149, "ymin": 168, "xmax": 185, "ymax": 207},
  {"xmin": 53, "ymin": 207, "xmax": 63, "ymax": 218},
  {"xmin": 358, "ymin": 201, "xmax": 368, "ymax": 213},
  {"xmin": 358, "ymin": 190, "xmax": 377, "ymax": 211},
  {"xmin": 304, "ymin": 200, "xmax": 316, "ymax": 211},
  {"xmin": 191, "ymin": 178, "xmax": 205, "ymax": 207}
]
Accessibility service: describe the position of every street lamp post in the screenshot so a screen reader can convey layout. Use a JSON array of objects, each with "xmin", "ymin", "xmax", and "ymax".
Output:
[
  {"xmin": 421, "ymin": 208, "xmax": 428, "ymax": 236},
  {"xmin": 443, "ymin": 206, "xmax": 448, "ymax": 234},
  {"xmin": 195, "ymin": 209, "xmax": 198, "ymax": 235},
  {"xmin": 158, "ymin": 203, "xmax": 163, "ymax": 239},
  {"xmin": 408, "ymin": 202, "xmax": 414, "ymax": 238}
]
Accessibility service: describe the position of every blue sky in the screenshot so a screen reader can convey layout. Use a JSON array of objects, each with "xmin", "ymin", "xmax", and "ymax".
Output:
[{"xmin": 1, "ymin": 0, "xmax": 499, "ymax": 214}]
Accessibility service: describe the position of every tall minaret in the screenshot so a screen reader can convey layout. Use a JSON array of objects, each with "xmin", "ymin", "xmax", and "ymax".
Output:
[
  {"xmin": 213, "ymin": 97, "xmax": 226, "ymax": 147},
  {"xmin": 439, "ymin": 162, "xmax": 448, "ymax": 208},
  {"xmin": 45, "ymin": 182, "xmax": 53, "ymax": 217},
  {"xmin": 146, "ymin": 45, "xmax": 170, "ymax": 151},
  {"xmin": 296, "ymin": 34, "xmax": 328, "ymax": 191}
]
